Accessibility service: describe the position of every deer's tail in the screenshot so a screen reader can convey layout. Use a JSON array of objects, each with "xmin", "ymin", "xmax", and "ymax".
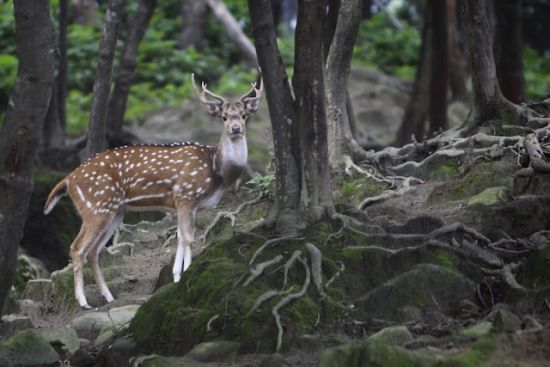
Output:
[{"xmin": 44, "ymin": 179, "xmax": 68, "ymax": 215}]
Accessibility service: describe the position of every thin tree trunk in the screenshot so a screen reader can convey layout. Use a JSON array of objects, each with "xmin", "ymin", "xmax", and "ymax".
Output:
[
  {"xmin": 206, "ymin": 0, "xmax": 258, "ymax": 67},
  {"xmin": 0, "ymin": 0, "xmax": 56, "ymax": 314},
  {"xmin": 108, "ymin": 0, "xmax": 156, "ymax": 141},
  {"xmin": 494, "ymin": 0, "xmax": 526, "ymax": 104},
  {"xmin": 59, "ymin": 0, "xmax": 68, "ymax": 133},
  {"xmin": 249, "ymin": 0, "xmax": 300, "ymax": 225},
  {"xmin": 178, "ymin": 0, "xmax": 207, "ymax": 50},
  {"xmin": 325, "ymin": 0, "xmax": 363, "ymax": 168},
  {"xmin": 396, "ymin": 6, "xmax": 432, "ymax": 146},
  {"xmin": 43, "ymin": 84, "xmax": 64, "ymax": 149},
  {"xmin": 463, "ymin": 0, "xmax": 517, "ymax": 127},
  {"xmin": 447, "ymin": 0, "xmax": 468, "ymax": 102},
  {"xmin": 84, "ymin": 0, "xmax": 125, "ymax": 159},
  {"xmin": 428, "ymin": 0, "xmax": 448, "ymax": 134},
  {"xmin": 362, "ymin": 0, "xmax": 373, "ymax": 19},
  {"xmin": 293, "ymin": 0, "xmax": 333, "ymax": 219}
]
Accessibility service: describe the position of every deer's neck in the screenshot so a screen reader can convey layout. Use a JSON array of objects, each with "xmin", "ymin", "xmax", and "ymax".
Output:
[{"xmin": 215, "ymin": 134, "xmax": 248, "ymax": 186}]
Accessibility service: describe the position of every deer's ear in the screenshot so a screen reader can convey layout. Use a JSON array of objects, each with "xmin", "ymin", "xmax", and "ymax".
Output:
[
  {"xmin": 205, "ymin": 102, "xmax": 222, "ymax": 118},
  {"xmin": 243, "ymin": 98, "xmax": 260, "ymax": 116}
]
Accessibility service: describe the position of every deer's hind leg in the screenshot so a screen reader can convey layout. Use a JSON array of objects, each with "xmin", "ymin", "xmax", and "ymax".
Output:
[
  {"xmin": 70, "ymin": 215, "xmax": 115, "ymax": 309},
  {"xmin": 86, "ymin": 211, "xmax": 125, "ymax": 304}
]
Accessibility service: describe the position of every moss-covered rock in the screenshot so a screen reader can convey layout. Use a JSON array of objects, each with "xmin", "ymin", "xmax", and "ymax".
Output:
[
  {"xmin": 0, "ymin": 330, "xmax": 60, "ymax": 366},
  {"xmin": 355, "ymin": 264, "xmax": 476, "ymax": 323},
  {"xmin": 334, "ymin": 175, "xmax": 388, "ymax": 207},
  {"xmin": 42, "ymin": 325, "xmax": 80, "ymax": 356},
  {"xmin": 467, "ymin": 186, "xmax": 511, "ymax": 207},
  {"xmin": 367, "ymin": 326, "xmax": 414, "ymax": 346},
  {"xmin": 319, "ymin": 339, "xmax": 434, "ymax": 367},
  {"xmin": 131, "ymin": 231, "xmax": 329, "ymax": 355}
]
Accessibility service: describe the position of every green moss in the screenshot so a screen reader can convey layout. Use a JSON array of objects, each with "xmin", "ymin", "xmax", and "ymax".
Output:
[
  {"xmin": 437, "ymin": 338, "xmax": 494, "ymax": 367},
  {"xmin": 521, "ymin": 245, "xmax": 550, "ymax": 289},
  {"xmin": 335, "ymin": 176, "xmax": 387, "ymax": 207},
  {"xmin": 467, "ymin": 186, "xmax": 509, "ymax": 207},
  {"xmin": 433, "ymin": 250, "xmax": 457, "ymax": 271},
  {"xmin": 432, "ymin": 159, "xmax": 461, "ymax": 180},
  {"xmin": 319, "ymin": 340, "xmax": 433, "ymax": 367}
]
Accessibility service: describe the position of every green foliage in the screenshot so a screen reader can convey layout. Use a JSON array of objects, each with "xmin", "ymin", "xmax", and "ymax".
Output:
[
  {"xmin": 245, "ymin": 171, "xmax": 276, "ymax": 198},
  {"xmin": 352, "ymin": 14, "xmax": 421, "ymax": 78},
  {"xmin": 523, "ymin": 47, "xmax": 550, "ymax": 101},
  {"xmin": 67, "ymin": 24, "xmax": 101, "ymax": 91}
]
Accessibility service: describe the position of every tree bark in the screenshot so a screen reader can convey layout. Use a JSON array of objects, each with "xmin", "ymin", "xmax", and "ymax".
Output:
[
  {"xmin": 249, "ymin": 0, "xmax": 300, "ymax": 225},
  {"xmin": 396, "ymin": 6, "xmax": 432, "ymax": 146},
  {"xmin": 59, "ymin": 0, "xmax": 68, "ymax": 132},
  {"xmin": 325, "ymin": 0, "xmax": 364, "ymax": 167},
  {"xmin": 463, "ymin": 0, "xmax": 517, "ymax": 127},
  {"xmin": 178, "ymin": 0, "xmax": 207, "ymax": 50},
  {"xmin": 107, "ymin": 0, "xmax": 156, "ymax": 141},
  {"xmin": 428, "ymin": 0, "xmax": 448, "ymax": 134},
  {"xmin": 0, "ymin": 0, "xmax": 56, "ymax": 314},
  {"xmin": 42, "ymin": 84, "xmax": 65, "ymax": 149},
  {"xmin": 293, "ymin": 0, "xmax": 334, "ymax": 219},
  {"xmin": 84, "ymin": 0, "xmax": 125, "ymax": 159},
  {"xmin": 447, "ymin": 0, "xmax": 468, "ymax": 102},
  {"xmin": 206, "ymin": 0, "xmax": 258, "ymax": 67},
  {"xmin": 494, "ymin": 0, "xmax": 526, "ymax": 104}
]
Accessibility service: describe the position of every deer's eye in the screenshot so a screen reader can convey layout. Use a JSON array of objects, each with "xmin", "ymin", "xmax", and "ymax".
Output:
[
  {"xmin": 241, "ymin": 114, "xmax": 246, "ymax": 119},
  {"xmin": 222, "ymin": 116, "xmax": 227, "ymax": 121}
]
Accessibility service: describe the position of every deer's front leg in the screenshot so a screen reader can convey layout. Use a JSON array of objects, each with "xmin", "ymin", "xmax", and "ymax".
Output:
[{"xmin": 173, "ymin": 206, "xmax": 195, "ymax": 283}]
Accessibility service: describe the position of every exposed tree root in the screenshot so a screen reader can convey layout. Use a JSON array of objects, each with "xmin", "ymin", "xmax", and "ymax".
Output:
[
  {"xmin": 199, "ymin": 193, "xmax": 263, "ymax": 244},
  {"xmin": 247, "ymin": 290, "xmax": 280, "ymax": 316},
  {"xmin": 243, "ymin": 255, "xmax": 283, "ymax": 287},
  {"xmin": 482, "ymin": 263, "xmax": 526, "ymax": 291},
  {"xmin": 249, "ymin": 235, "xmax": 303, "ymax": 265},
  {"xmin": 272, "ymin": 256, "xmax": 310, "ymax": 352},
  {"xmin": 359, "ymin": 176, "xmax": 422, "ymax": 209},
  {"xmin": 280, "ymin": 250, "xmax": 302, "ymax": 290},
  {"xmin": 305, "ymin": 243, "xmax": 324, "ymax": 296},
  {"xmin": 522, "ymin": 133, "xmax": 550, "ymax": 173},
  {"xmin": 206, "ymin": 314, "xmax": 220, "ymax": 332},
  {"xmin": 325, "ymin": 261, "xmax": 345, "ymax": 289}
]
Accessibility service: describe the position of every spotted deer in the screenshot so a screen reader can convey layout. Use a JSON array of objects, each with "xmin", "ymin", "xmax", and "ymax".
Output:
[{"xmin": 44, "ymin": 74, "xmax": 263, "ymax": 309}]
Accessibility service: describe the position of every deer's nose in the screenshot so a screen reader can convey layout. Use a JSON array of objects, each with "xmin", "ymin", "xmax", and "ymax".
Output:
[{"xmin": 231, "ymin": 124, "xmax": 242, "ymax": 134}]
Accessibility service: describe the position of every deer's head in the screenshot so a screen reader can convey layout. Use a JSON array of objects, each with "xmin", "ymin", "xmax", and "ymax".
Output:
[{"xmin": 192, "ymin": 74, "xmax": 263, "ymax": 140}]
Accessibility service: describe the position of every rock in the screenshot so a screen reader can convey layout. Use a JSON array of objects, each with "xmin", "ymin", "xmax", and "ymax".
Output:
[
  {"xmin": 467, "ymin": 186, "xmax": 511, "ymax": 207},
  {"xmin": 135, "ymin": 354, "xmax": 204, "ymax": 367},
  {"xmin": 260, "ymin": 354, "xmax": 292, "ymax": 367},
  {"xmin": 367, "ymin": 326, "xmax": 414, "ymax": 346},
  {"xmin": 355, "ymin": 264, "xmax": 476, "ymax": 323},
  {"xmin": 95, "ymin": 329, "xmax": 115, "ymax": 346},
  {"xmin": 459, "ymin": 321, "xmax": 493, "ymax": 338},
  {"xmin": 0, "ymin": 330, "xmax": 60, "ymax": 366},
  {"xmin": 100, "ymin": 336, "xmax": 136, "ymax": 367},
  {"xmin": 385, "ymin": 215, "xmax": 445, "ymax": 235},
  {"xmin": 116, "ymin": 216, "xmax": 175, "ymax": 245},
  {"xmin": 17, "ymin": 299, "xmax": 42, "ymax": 321},
  {"xmin": 70, "ymin": 312, "xmax": 112, "ymax": 340},
  {"xmin": 513, "ymin": 172, "xmax": 550, "ymax": 196},
  {"xmin": 487, "ymin": 306, "xmax": 522, "ymax": 332},
  {"xmin": 0, "ymin": 314, "xmax": 33, "ymax": 336},
  {"xmin": 186, "ymin": 340, "xmax": 240, "ymax": 362},
  {"xmin": 318, "ymin": 339, "xmax": 434, "ymax": 367},
  {"xmin": 42, "ymin": 325, "xmax": 80, "ymax": 356},
  {"xmin": 107, "ymin": 304, "xmax": 141, "ymax": 330},
  {"xmin": 23, "ymin": 278, "xmax": 54, "ymax": 304},
  {"xmin": 108, "ymin": 242, "xmax": 134, "ymax": 256},
  {"xmin": 70, "ymin": 347, "xmax": 96, "ymax": 367}
]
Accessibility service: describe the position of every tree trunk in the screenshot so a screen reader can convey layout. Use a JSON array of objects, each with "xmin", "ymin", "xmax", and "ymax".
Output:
[
  {"xmin": 463, "ymin": 0, "xmax": 517, "ymax": 127},
  {"xmin": 428, "ymin": 0, "xmax": 448, "ymax": 134},
  {"xmin": 396, "ymin": 6, "xmax": 432, "ymax": 146},
  {"xmin": 0, "ymin": 0, "xmax": 56, "ymax": 314},
  {"xmin": 325, "ymin": 0, "xmax": 364, "ymax": 167},
  {"xmin": 42, "ymin": 84, "xmax": 65, "ymax": 149},
  {"xmin": 494, "ymin": 0, "xmax": 526, "ymax": 104},
  {"xmin": 206, "ymin": 0, "xmax": 258, "ymax": 67},
  {"xmin": 178, "ymin": 0, "xmax": 207, "ymax": 50},
  {"xmin": 362, "ymin": 0, "xmax": 373, "ymax": 19},
  {"xmin": 248, "ymin": 0, "xmax": 300, "ymax": 226},
  {"xmin": 59, "ymin": 0, "xmax": 68, "ymax": 133},
  {"xmin": 108, "ymin": 0, "xmax": 156, "ymax": 141},
  {"xmin": 84, "ymin": 0, "xmax": 125, "ymax": 159},
  {"xmin": 293, "ymin": 0, "xmax": 334, "ymax": 219},
  {"xmin": 447, "ymin": 0, "xmax": 468, "ymax": 102}
]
